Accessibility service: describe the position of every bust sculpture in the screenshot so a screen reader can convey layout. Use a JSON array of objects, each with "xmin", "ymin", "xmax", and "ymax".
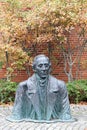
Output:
[{"xmin": 7, "ymin": 54, "xmax": 74, "ymax": 122}]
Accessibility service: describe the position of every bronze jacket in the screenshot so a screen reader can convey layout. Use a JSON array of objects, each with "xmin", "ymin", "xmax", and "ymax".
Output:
[{"xmin": 9, "ymin": 74, "xmax": 72, "ymax": 122}]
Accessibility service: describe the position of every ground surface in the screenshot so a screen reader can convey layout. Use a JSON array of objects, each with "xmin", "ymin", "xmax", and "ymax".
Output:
[{"xmin": 0, "ymin": 104, "xmax": 87, "ymax": 130}]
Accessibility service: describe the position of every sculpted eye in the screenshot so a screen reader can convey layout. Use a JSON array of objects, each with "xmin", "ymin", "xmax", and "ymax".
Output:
[
  {"xmin": 45, "ymin": 64, "xmax": 49, "ymax": 67},
  {"xmin": 38, "ymin": 64, "xmax": 43, "ymax": 68}
]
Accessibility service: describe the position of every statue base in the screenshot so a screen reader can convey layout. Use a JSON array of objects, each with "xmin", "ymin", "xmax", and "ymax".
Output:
[{"xmin": 6, "ymin": 116, "xmax": 77, "ymax": 123}]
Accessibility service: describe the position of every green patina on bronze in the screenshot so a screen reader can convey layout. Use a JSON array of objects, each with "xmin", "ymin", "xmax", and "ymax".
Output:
[{"xmin": 7, "ymin": 55, "xmax": 75, "ymax": 122}]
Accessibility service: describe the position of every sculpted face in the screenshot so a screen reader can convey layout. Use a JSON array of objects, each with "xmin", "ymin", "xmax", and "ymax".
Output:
[{"xmin": 35, "ymin": 57, "xmax": 50, "ymax": 78}]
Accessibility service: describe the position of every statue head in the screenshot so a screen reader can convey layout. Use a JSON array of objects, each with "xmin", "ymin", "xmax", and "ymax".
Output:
[{"xmin": 32, "ymin": 54, "xmax": 51, "ymax": 78}]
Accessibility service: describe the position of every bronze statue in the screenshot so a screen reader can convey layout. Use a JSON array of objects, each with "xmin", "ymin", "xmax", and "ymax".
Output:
[{"xmin": 7, "ymin": 54, "xmax": 75, "ymax": 122}]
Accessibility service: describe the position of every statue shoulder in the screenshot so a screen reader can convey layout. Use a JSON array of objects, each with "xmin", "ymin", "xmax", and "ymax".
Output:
[
  {"xmin": 57, "ymin": 79, "xmax": 67, "ymax": 93},
  {"xmin": 16, "ymin": 74, "xmax": 35, "ymax": 93},
  {"xmin": 17, "ymin": 80, "xmax": 27, "ymax": 91},
  {"xmin": 18, "ymin": 80, "xmax": 27, "ymax": 87},
  {"xmin": 26, "ymin": 74, "xmax": 36, "ymax": 88},
  {"xmin": 57, "ymin": 79, "xmax": 66, "ymax": 86},
  {"xmin": 50, "ymin": 75, "xmax": 66, "ymax": 87}
]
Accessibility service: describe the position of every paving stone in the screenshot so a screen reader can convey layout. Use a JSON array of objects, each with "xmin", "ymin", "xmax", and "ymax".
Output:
[
  {"xmin": 0, "ymin": 105, "xmax": 87, "ymax": 130},
  {"xmin": 66, "ymin": 124, "xmax": 76, "ymax": 130},
  {"xmin": 21, "ymin": 123, "xmax": 34, "ymax": 130}
]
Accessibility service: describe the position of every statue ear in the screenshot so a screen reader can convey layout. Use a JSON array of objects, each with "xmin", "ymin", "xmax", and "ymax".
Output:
[
  {"xmin": 49, "ymin": 66, "xmax": 52, "ymax": 73},
  {"xmin": 49, "ymin": 62, "xmax": 51, "ymax": 73},
  {"xmin": 32, "ymin": 65, "xmax": 36, "ymax": 72}
]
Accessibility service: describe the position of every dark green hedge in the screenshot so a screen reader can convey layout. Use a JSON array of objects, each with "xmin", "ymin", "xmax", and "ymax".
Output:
[
  {"xmin": 0, "ymin": 79, "xmax": 18, "ymax": 103},
  {"xmin": 67, "ymin": 80, "xmax": 87, "ymax": 104},
  {"xmin": 0, "ymin": 79, "xmax": 87, "ymax": 104}
]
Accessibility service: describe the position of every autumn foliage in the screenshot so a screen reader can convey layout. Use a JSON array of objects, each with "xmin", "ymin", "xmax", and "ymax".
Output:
[{"xmin": 0, "ymin": 0, "xmax": 87, "ymax": 81}]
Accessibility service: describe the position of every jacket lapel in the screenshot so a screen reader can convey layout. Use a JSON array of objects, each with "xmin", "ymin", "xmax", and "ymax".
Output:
[
  {"xmin": 27, "ymin": 74, "xmax": 59, "ymax": 120},
  {"xmin": 46, "ymin": 75, "xmax": 59, "ymax": 120},
  {"xmin": 27, "ymin": 74, "xmax": 41, "ymax": 120}
]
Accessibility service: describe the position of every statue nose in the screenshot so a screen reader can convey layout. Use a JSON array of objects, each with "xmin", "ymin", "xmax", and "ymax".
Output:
[
  {"xmin": 42, "ymin": 67, "xmax": 46, "ymax": 70},
  {"xmin": 42, "ymin": 65, "xmax": 46, "ymax": 70}
]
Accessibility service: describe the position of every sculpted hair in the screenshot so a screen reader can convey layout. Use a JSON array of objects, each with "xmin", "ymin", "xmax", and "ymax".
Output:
[{"xmin": 32, "ymin": 54, "xmax": 51, "ymax": 71}]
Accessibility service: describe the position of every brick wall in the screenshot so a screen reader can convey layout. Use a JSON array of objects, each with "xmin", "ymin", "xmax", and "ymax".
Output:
[
  {"xmin": 1, "ymin": 51, "xmax": 87, "ymax": 83},
  {"xmin": 0, "ymin": 30, "xmax": 87, "ymax": 83},
  {"xmin": 0, "ymin": 53, "xmax": 87, "ymax": 83}
]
